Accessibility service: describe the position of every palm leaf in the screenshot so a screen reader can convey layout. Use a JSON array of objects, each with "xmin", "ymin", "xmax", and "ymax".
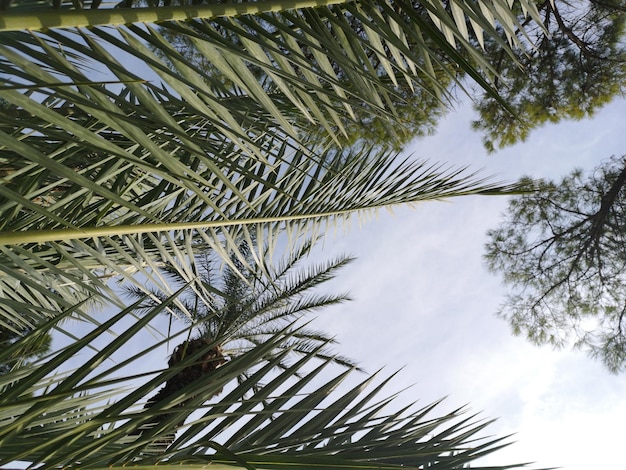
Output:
[
  {"xmin": 0, "ymin": 295, "xmax": 529, "ymax": 469},
  {"xmin": 0, "ymin": 0, "xmax": 540, "ymax": 151},
  {"xmin": 0, "ymin": 148, "xmax": 524, "ymax": 244},
  {"xmin": 0, "ymin": 137, "xmax": 525, "ymax": 327}
]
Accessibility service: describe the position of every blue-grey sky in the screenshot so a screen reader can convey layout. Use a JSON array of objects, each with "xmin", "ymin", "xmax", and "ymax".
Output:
[
  {"xmin": 310, "ymin": 96, "xmax": 626, "ymax": 469},
  {"xmin": 41, "ymin": 85, "xmax": 626, "ymax": 470}
]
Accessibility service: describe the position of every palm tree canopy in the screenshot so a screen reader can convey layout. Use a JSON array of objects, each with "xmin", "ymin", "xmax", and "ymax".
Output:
[
  {"xmin": 125, "ymin": 240, "xmax": 357, "ymax": 368},
  {"xmin": 0, "ymin": 0, "xmax": 536, "ymax": 319},
  {"xmin": 0, "ymin": 0, "xmax": 546, "ymax": 466}
]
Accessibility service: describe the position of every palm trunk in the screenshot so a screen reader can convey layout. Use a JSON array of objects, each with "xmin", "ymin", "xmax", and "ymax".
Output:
[{"xmin": 133, "ymin": 338, "xmax": 226, "ymax": 454}]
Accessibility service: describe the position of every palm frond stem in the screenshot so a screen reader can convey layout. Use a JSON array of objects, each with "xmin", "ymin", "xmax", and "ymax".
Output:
[
  {"xmin": 0, "ymin": 177, "xmax": 523, "ymax": 246},
  {"xmin": 0, "ymin": 0, "xmax": 352, "ymax": 32}
]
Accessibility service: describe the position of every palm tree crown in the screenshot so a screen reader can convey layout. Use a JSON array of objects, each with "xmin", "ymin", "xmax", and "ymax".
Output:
[{"xmin": 127, "ymin": 240, "xmax": 356, "ymax": 367}]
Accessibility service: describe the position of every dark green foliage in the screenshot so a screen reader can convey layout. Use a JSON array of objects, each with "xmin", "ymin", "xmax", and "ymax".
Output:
[
  {"xmin": 338, "ymin": 75, "xmax": 451, "ymax": 150},
  {"xmin": 0, "ymin": 322, "xmax": 51, "ymax": 376},
  {"xmin": 0, "ymin": 301, "xmax": 528, "ymax": 468},
  {"xmin": 485, "ymin": 156, "xmax": 626, "ymax": 372},
  {"xmin": 473, "ymin": 0, "xmax": 626, "ymax": 151}
]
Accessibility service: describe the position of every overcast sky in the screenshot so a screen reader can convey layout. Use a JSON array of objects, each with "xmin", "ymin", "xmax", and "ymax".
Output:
[
  {"xmin": 42, "ymin": 90, "xmax": 626, "ymax": 470},
  {"xmin": 6, "ymin": 6, "xmax": 625, "ymax": 467},
  {"xmin": 309, "ymin": 97, "xmax": 626, "ymax": 469}
]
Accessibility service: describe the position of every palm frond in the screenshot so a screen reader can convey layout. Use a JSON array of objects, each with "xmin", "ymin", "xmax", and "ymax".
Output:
[
  {"xmin": 0, "ymin": 148, "xmax": 524, "ymax": 246},
  {"xmin": 120, "ymin": 234, "xmax": 355, "ymax": 373},
  {"xmin": 0, "ymin": 134, "xmax": 524, "ymax": 331},
  {"xmin": 0, "ymin": 297, "xmax": 527, "ymax": 468}
]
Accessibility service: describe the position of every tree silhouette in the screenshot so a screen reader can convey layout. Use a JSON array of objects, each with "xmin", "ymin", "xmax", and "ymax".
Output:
[
  {"xmin": 485, "ymin": 156, "xmax": 626, "ymax": 372},
  {"xmin": 472, "ymin": 0, "xmax": 626, "ymax": 151}
]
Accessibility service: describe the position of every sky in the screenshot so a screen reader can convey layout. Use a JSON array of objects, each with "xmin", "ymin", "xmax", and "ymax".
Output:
[
  {"xmin": 13, "ymin": 28, "xmax": 626, "ymax": 468},
  {"xmin": 41, "ymin": 94, "xmax": 626, "ymax": 470},
  {"xmin": 308, "ymin": 96, "xmax": 626, "ymax": 469}
]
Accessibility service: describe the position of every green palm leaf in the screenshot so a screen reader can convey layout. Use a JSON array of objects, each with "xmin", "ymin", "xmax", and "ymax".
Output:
[
  {"xmin": 0, "ymin": 0, "xmax": 540, "ymax": 152},
  {"xmin": 0, "ymin": 1, "xmax": 519, "ymax": 140},
  {"xmin": 0, "ymin": 130, "xmax": 524, "ymax": 324},
  {"xmin": 0, "ymin": 295, "xmax": 530, "ymax": 469},
  {"xmin": 0, "ymin": 147, "xmax": 522, "ymax": 244}
]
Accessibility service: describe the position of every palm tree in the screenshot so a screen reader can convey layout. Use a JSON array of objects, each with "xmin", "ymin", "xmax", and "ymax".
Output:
[
  {"xmin": 0, "ymin": 296, "xmax": 532, "ymax": 468},
  {"xmin": 130, "ymin": 241, "xmax": 354, "ymax": 364},
  {"xmin": 126, "ymin": 240, "xmax": 357, "ymax": 449}
]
